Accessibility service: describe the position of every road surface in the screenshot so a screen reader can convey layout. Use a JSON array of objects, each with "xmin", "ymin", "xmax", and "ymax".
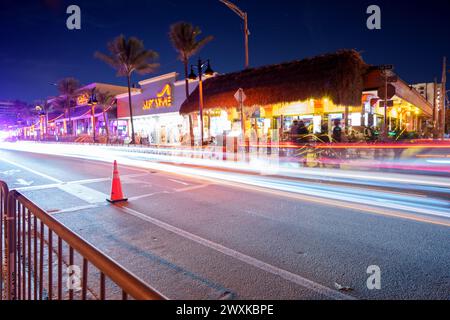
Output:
[{"xmin": 0, "ymin": 146, "xmax": 449, "ymax": 300}]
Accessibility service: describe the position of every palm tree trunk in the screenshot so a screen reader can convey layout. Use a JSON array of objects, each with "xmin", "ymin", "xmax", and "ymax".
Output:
[
  {"xmin": 103, "ymin": 110, "xmax": 110, "ymax": 143},
  {"xmin": 67, "ymin": 97, "xmax": 72, "ymax": 135},
  {"xmin": 184, "ymin": 59, "xmax": 194, "ymax": 147},
  {"xmin": 184, "ymin": 59, "xmax": 190, "ymax": 98},
  {"xmin": 92, "ymin": 106, "xmax": 96, "ymax": 142},
  {"xmin": 127, "ymin": 74, "xmax": 136, "ymax": 144},
  {"xmin": 44, "ymin": 109, "xmax": 48, "ymax": 139}
]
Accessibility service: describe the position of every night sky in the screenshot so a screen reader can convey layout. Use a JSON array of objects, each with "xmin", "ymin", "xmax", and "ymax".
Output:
[{"xmin": 1, "ymin": 0, "xmax": 449, "ymax": 103}]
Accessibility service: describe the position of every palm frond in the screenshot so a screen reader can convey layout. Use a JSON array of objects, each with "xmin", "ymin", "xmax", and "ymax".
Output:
[
  {"xmin": 169, "ymin": 22, "xmax": 214, "ymax": 61},
  {"xmin": 96, "ymin": 35, "xmax": 159, "ymax": 78}
]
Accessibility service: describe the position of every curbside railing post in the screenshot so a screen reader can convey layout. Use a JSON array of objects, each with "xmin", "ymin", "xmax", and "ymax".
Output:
[{"xmin": 6, "ymin": 191, "xmax": 16, "ymax": 300}]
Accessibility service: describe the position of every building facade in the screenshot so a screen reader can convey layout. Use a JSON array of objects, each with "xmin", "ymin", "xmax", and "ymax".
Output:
[
  {"xmin": 116, "ymin": 72, "xmax": 198, "ymax": 145},
  {"xmin": 180, "ymin": 50, "xmax": 434, "ymax": 142}
]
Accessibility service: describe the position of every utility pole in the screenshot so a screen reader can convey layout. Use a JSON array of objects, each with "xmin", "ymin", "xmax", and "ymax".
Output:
[
  {"xmin": 189, "ymin": 59, "xmax": 215, "ymax": 145},
  {"xmin": 433, "ymin": 78, "xmax": 438, "ymax": 137},
  {"xmin": 219, "ymin": 0, "xmax": 250, "ymax": 69},
  {"xmin": 378, "ymin": 64, "xmax": 394, "ymax": 139}
]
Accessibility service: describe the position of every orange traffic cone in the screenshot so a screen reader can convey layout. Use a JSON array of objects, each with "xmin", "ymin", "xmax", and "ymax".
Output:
[{"xmin": 107, "ymin": 160, "xmax": 128, "ymax": 203}]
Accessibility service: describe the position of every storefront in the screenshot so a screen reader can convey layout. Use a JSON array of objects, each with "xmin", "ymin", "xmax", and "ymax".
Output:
[
  {"xmin": 180, "ymin": 50, "xmax": 434, "ymax": 143},
  {"xmin": 116, "ymin": 72, "xmax": 197, "ymax": 145},
  {"xmin": 41, "ymin": 83, "xmax": 130, "ymax": 141}
]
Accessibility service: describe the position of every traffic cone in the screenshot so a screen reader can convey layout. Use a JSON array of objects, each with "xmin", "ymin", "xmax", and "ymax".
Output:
[{"xmin": 107, "ymin": 160, "xmax": 128, "ymax": 203}]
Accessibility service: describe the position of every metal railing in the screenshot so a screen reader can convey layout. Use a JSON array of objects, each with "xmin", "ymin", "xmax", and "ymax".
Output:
[
  {"xmin": 0, "ymin": 181, "xmax": 9, "ymax": 300},
  {"xmin": 1, "ymin": 181, "xmax": 166, "ymax": 300}
]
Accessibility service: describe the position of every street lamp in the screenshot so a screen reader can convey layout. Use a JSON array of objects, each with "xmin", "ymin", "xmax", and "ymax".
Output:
[
  {"xmin": 219, "ymin": 0, "xmax": 250, "ymax": 69},
  {"xmin": 189, "ymin": 59, "xmax": 215, "ymax": 145},
  {"xmin": 35, "ymin": 105, "xmax": 46, "ymax": 140},
  {"xmin": 88, "ymin": 91, "xmax": 99, "ymax": 143}
]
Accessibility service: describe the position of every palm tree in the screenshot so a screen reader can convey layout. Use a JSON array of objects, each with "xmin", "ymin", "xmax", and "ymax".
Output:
[
  {"xmin": 56, "ymin": 78, "xmax": 80, "ymax": 135},
  {"xmin": 34, "ymin": 99, "xmax": 54, "ymax": 137},
  {"xmin": 169, "ymin": 22, "xmax": 213, "ymax": 145},
  {"xmin": 95, "ymin": 91, "xmax": 116, "ymax": 143},
  {"xmin": 95, "ymin": 35, "xmax": 159, "ymax": 144}
]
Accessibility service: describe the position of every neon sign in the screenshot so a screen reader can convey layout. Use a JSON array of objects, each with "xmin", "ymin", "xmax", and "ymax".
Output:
[
  {"xmin": 143, "ymin": 84, "xmax": 173, "ymax": 110},
  {"xmin": 77, "ymin": 93, "xmax": 89, "ymax": 106}
]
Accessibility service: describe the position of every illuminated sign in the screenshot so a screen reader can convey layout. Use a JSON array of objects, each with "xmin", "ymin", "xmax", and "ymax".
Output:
[
  {"xmin": 77, "ymin": 93, "xmax": 90, "ymax": 106},
  {"xmin": 143, "ymin": 84, "xmax": 173, "ymax": 110}
]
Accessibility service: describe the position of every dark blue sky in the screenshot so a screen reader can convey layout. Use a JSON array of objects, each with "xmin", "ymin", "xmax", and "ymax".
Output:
[{"xmin": 0, "ymin": 0, "xmax": 449, "ymax": 103}]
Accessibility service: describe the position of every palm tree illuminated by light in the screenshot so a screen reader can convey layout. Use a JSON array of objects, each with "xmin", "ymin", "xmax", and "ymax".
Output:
[
  {"xmin": 56, "ymin": 78, "xmax": 80, "ymax": 135},
  {"xmin": 95, "ymin": 35, "xmax": 159, "ymax": 144},
  {"xmin": 169, "ymin": 22, "xmax": 213, "ymax": 145}
]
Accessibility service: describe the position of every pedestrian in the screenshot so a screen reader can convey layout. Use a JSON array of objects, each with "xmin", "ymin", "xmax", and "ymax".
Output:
[
  {"xmin": 297, "ymin": 121, "xmax": 309, "ymax": 135},
  {"xmin": 297, "ymin": 121, "xmax": 309, "ymax": 143},
  {"xmin": 332, "ymin": 119, "xmax": 343, "ymax": 142},
  {"xmin": 320, "ymin": 123, "xmax": 330, "ymax": 143},
  {"xmin": 290, "ymin": 120, "xmax": 299, "ymax": 143}
]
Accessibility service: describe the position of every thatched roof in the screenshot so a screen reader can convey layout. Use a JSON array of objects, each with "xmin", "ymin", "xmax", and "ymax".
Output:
[{"xmin": 180, "ymin": 50, "xmax": 369, "ymax": 114}]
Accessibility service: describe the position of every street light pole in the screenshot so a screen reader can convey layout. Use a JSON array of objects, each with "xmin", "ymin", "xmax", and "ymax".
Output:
[
  {"xmin": 244, "ymin": 12, "xmax": 249, "ymax": 69},
  {"xmin": 88, "ymin": 90, "xmax": 99, "ymax": 143},
  {"xmin": 189, "ymin": 59, "xmax": 215, "ymax": 146},
  {"xmin": 219, "ymin": 0, "xmax": 250, "ymax": 69},
  {"xmin": 198, "ymin": 60, "xmax": 205, "ymax": 145},
  {"xmin": 378, "ymin": 64, "xmax": 395, "ymax": 140}
]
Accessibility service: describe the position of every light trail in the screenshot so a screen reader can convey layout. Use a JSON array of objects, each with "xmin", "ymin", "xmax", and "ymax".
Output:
[{"xmin": 1, "ymin": 142, "xmax": 449, "ymax": 226}]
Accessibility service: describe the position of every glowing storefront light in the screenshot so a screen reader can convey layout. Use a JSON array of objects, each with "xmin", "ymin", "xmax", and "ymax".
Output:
[
  {"xmin": 116, "ymin": 73, "xmax": 194, "ymax": 145},
  {"xmin": 77, "ymin": 93, "xmax": 90, "ymax": 106}
]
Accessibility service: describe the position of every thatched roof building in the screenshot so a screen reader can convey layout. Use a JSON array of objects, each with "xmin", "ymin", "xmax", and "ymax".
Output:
[{"xmin": 180, "ymin": 50, "xmax": 369, "ymax": 114}]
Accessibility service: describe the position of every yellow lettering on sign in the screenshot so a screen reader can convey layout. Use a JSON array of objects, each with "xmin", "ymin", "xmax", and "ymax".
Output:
[
  {"xmin": 143, "ymin": 84, "xmax": 173, "ymax": 110},
  {"xmin": 77, "ymin": 94, "xmax": 89, "ymax": 106}
]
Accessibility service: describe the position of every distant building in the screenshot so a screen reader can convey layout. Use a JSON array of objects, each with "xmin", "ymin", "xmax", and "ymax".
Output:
[
  {"xmin": 412, "ymin": 82, "xmax": 447, "ymax": 135},
  {"xmin": 0, "ymin": 100, "xmax": 31, "ymax": 127},
  {"xmin": 411, "ymin": 82, "xmax": 443, "ymax": 106}
]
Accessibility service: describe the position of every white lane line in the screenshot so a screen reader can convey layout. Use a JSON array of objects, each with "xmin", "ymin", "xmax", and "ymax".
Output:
[
  {"xmin": 0, "ymin": 156, "xmax": 62, "ymax": 183},
  {"xmin": 128, "ymin": 191, "xmax": 171, "ymax": 201},
  {"xmin": 174, "ymin": 184, "xmax": 211, "ymax": 193},
  {"xmin": 119, "ymin": 206, "xmax": 355, "ymax": 300},
  {"xmin": 50, "ymin": 204, "xmax": 103, "ymax": 215},
  {"xmin": 168, "ymin": 179, "xmax": 190, "ymax": 186}
]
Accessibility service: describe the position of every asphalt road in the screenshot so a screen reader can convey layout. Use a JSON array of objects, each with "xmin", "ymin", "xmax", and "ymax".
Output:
[{"xmin": 0, "ymin": 147, "xmax": 449, "ymax": 300}]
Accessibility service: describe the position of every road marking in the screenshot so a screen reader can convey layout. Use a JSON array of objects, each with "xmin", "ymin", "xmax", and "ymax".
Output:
[
  {"xmin": 0, "ymin": 169, "xmax": 21, "ymax": 176},
  {"xmin": 174, "ymin": 184, "xmax": 211, "ymax": 193},
  {"xmin": 168, "ymin": 179, "xmax": 190, "ymax": 186},
  {"xmin": 15, "ymin": 173, "xmax": 150, "ymax": 192},
  {"xmin": 15, "ymin": 178, "xmax": 34, "ymax": 186},
  {"xmin": 49, "ymin": 204, "xmax": 103, "ymax": 215},
  {"xmin": 0, "ymin": 156, "xmax": 63, "ymax": 183},
  {"xmin": 128, "ymin": 191, "xmax": 171, "ymax": 201},
  {"xmin": 57, "ymin": 183, "xmax": 109, "ymax": 204},
  {"xmin": 118, "ymin": 206, "xmax": 355, "ymax": 300}
]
